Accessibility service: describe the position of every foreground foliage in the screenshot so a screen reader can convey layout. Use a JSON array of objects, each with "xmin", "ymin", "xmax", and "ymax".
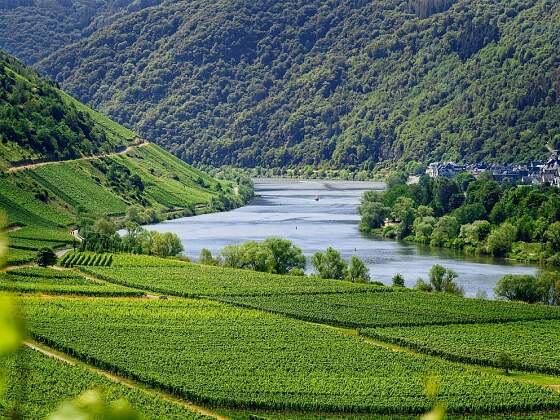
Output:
[
  {"xmin": 0, "ymin": 267, "xmax": 141, "ymax": 297},
  {"xmin": 0, "ymin": 348, "xmax": 204, "ymax": 419},
  {"xmin": 23, "ymin": 297, "xmax": 560, "ymax": 414}
]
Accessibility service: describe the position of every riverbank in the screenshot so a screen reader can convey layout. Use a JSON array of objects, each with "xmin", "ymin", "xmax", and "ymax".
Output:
[{"xmin": 143, "ymin": 179, "xmax": 541, "ymax": 298}]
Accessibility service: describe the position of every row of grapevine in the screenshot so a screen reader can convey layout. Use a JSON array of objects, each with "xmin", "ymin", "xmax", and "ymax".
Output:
[
  {"xmin": 0, "ymin": 271, "xmax": 142, "ymax": 297},
  {"xmin": 1, "ymin": 348, "xmax": 202, "ymax": 419},
  {"xmin": 222, "ymin": 290, "xmax": 560, "ymax": 328},
  {"xmin": 23, "ymin": 297, "xmax": 560, "ymax": 415},
  {"xmin": 83, "ymin": 263, "xmax": 382, "ymax": 298},
  {"xmin": 60, "ymin": 252, "xmax": 113, "ymax": 268},
  {"xmin": 362, "ymin": 320, "xmax": 560, "ymax": 375}
]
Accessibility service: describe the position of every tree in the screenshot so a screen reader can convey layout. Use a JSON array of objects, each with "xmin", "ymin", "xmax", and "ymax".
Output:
[
  {"xmin": 459, "ymin": 220, "xmax": 491, "ymax": 246},
  {"xmin": 428, "ymin": 264, "xmax": 463, "ymax": 295},
  {"xmin": 496, "ymin": 352, "xmax": 514, "ymax": 375},
  {"xmin": 346, "ymin": 256, "xmax": 370, "ymax": 283},
  {"xmin": 545, "ymin": 222, "xmax": 560, "ymax": 252},
  {"xmin": 199, "ymin": 248, "xmax": 217, "ymax": 266},
  {"xmin": 392, "ymin": 273, "xmax": 405, "ymax": 287},
  {"xmin": 359, "ymin": 201, "xmax": 388, "ymax": 231},
  {"xmin": 494, "ymin": 275, "xmax": 548, "ymax": 303},
  {"xmin": 452, "ymin": 203, "xmax": 486, "ymax": 225},
  {"xmin": 92, "ymin": 218, "xmax": 116, "ymax": 236},
  {"xmin": 263, "ymin": 237, "xmax": 305, "ymax": 274},
  {"xmin": 430, "ymin": 216, "xmax": 459, "ymax": 247},
  {"xmin": 486, "ymin": 223, "xmax": 517, "ymax": 257},
  {"xmin": 221, "ymin": 244, "xmax": 245, "ymax": 269},
  {"xmin": 36, "ymin": 247, "xmax": 57, "ymax": 267},
  {"xmin": 391, "ymin": 196, "xmax": 415, "ymax": 239},
  {"xmin": 312, "ymin": 247, "xmax": 347, "ymax": 280},
  {"xmin": 151, "ymin": 232, "xmax": 183, "ymax": 257},
  {"xmin": 240, "ymin": 241, "xmax": 275, "ymax": 273}
]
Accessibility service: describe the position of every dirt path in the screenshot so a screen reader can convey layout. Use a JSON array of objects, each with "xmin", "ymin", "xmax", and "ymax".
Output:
[
  {"xmin": 24, "ymin": 339, "xmax": 226, "ymax": 419},
  {"xmin": 5, "ymin": 140, "xmax": 147, "ymax": 173}
]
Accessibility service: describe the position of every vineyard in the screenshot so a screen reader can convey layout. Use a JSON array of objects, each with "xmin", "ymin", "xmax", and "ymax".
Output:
[
  {"xmin": 221, "ymin": 290, "xmax": 560, "ymax": 328},
  {"xmin": 0, "ymin": 267, "xmax": 141, "ymax": 296},
  {"xmin": 29, "ymin": 163, "xmax": 129, "ymax": 216},
  {"xmin": 1, "ymin": 348, "xmax": 204, "ymax": 419},
  {"xmin": 362, "ymin": 320, "xmax": 560, "ymax": 375},
  {"xmin": 60, "ymin": 252, "xmax": 113, "ymax": 268},
  {"xmin": 83, "ymin": 261, "xmax": 382, "ymax": 297},
  {"xmin": 22, "ymin": 296, "xmax": 560, "ymax": 415}
]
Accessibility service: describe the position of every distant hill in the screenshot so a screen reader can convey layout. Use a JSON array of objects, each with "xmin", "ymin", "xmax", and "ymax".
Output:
[
  {"xmin": 3, "ymin": 0, "xmax": 560, "ymax": 170},
  {"xmin": 0, "ymin": 49, "xmax": 243, "ymax": 265},
  {"xmin": 0, "ymin": 0, "xmax": 165, "ymax": 65}
]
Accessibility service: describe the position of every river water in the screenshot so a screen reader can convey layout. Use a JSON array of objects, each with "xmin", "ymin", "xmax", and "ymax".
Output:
[{"xmin": 147, "ymin": 178, "xmax": 540, "ymax": 298}]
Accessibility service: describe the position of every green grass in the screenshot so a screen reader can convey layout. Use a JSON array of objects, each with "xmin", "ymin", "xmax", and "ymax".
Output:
[
  {"xmin": 220, "ymin": 290, "xmax": 560, "ymax": 328},
  {"xmin": 0, "ymin": 267, "xmax": 142, "ymax": 296},
  {"xmin": 0, "ymin": 348, "xmax": 205, "ymax": 419},
  {"xmin": 82, "ymin": 259, "xmax": 382, "ymax": 297},
  {"xmin": 361, "ymin": 320, "xmax": 560, "ymax": 375},
  {"xmin": 22, "ymin": 296, "xmax": 560, "ymax": 415}
]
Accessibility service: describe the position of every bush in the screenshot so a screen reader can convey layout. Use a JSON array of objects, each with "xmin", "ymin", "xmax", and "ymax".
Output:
[
  {"xmin": 494, "ymin": 275, "xmax": 549, "ymax": 304},
  {"xmin": 392, "ymin": 273, "xmax": 405, "ymax": 287},
  {"xmin": 346, "ymin": 256, "xmax": 370, "ymax": 283},
  {"xmin": 312, "ymin": 247, "xmax": 347, "ymax": 280},
  {"xmin": 486, "ymin": 223, "xmax": 517, "ymax": 257},
  {"xmin": 36, "ymin": 248, "xmax": 57, "ymax": 267}
]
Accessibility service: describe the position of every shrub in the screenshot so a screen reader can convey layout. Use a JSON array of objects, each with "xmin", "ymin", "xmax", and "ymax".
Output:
[{"xmin": 36, "ymin": 248, "xmax": 57, "ymax": 267}]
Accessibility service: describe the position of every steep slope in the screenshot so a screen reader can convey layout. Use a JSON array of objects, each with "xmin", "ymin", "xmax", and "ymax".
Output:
[
  {"xmin": 0, "ymin": 0, "xmax": 166, "ymax": 65},
  {"xmin": 0, "ymin": 49, "xmax": 242, "ymax": 264},
  {"xmin": 30, "ymin": 0, "xmax": 560, "ymax": 169}
]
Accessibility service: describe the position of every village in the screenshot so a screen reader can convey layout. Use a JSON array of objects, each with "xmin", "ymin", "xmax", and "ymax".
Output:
[{"xmin": 425, "ymin": 151, "xmax": 560, "ymax": 187}]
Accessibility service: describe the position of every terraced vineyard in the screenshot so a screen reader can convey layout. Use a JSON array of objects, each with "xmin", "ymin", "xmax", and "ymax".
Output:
[
  {"xmin": 60, "ymin": 252, "xmax": 113, "ymax": 268},
  {"xmin": 221, "ymin": 290, "xmax": 560, "ymax": 328},
  {"xmin": 362, "ymin": 320, "xmax": 560, "ymax": 375},
  {"xmin": 83, "ymin": 259, "xmax": 383, "ymax": 297},
  {"xmin": 1, "ymin": 348, "xmax": 205, "ymax": 419},
  {"xmin": 29, "ymin": 163, "xmax": 129, "ymax": 216},
  {"xmin": 23, "ymin": 296, "xmax": 560, "ymax": 415},
  {"xmin": 0, "ymin": 267, "xmax": 141, "ymax": 296}
]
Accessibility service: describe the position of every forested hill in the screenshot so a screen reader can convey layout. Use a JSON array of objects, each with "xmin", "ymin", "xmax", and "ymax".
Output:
[
  {"xmin": 0, "ymin": 48, "xmax": 246, "ymax": 266},
  {"xmin": 5, "ymin": 0, "xmax": 560, "ymax": 170},
  {"xmin": 0, "ymin": 0, "xmax": 166, "ymax": 65},
  {"xmin": 0, "ymin": 49, "xmax": 138, "ymax": 169}
]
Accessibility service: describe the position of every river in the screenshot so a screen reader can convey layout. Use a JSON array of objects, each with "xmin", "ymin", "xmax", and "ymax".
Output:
[{"xmin": 147, "ymin": 178, "xmax": 540, "ymax": 298}]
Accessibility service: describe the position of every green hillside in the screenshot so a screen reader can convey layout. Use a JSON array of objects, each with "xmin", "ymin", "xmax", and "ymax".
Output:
[
  {"xmin": 10, "ymin": 0, "xmax": 556, "ymax": 169},
  {"xmin": 0, "ymin": 49, "xmax": 244, "ymax": 265}
]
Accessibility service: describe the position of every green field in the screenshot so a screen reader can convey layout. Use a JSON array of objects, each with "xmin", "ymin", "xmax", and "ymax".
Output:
[
  {"xmin": 0, "ymin": 348, "xmax": 204, "ymax": 419},
  {"xmin": 362, "ymin": 320, "xmax": 560, "ymax": 375},
  {"xmin": 0, "ymin": 267, "xmax": 142, "ymax": 296},
  {"xmin": 22, "ymin": 296, "xmax": 560, "ymax": 415},
  {"xmin": 82, "ymin": 260, "xmax": 382, "ymax": 297},
  {"xmin": 110, "ymin": 144, "xmax": 224, "ymax": 209},
  {"xmin": 221, "ymin": 290, "xmax": 560, "ymax": 328},
  {"xmin": 0, "ymin": 175, "xmax": 73, "ymax": 228},
  {"xmin": 29, "ymin": 163, "xmax": 129, "ymax": 216}
]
